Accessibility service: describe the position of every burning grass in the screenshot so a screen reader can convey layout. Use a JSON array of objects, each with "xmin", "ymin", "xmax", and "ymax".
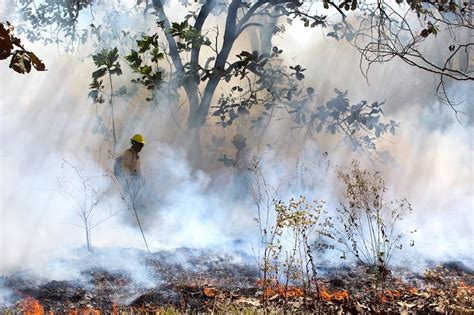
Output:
[{"xmin": 1, "ymin": 249, "xmax": 473, "ymax": 314}]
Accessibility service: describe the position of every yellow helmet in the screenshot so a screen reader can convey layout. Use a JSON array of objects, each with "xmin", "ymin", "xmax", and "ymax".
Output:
[{"xmin": 131, "ymin": 134, "xmax": 145, "ymax": 144}]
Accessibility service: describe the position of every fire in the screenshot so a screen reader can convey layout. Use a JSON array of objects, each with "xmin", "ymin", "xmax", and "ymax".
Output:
[
  {"xmin": 380, "ymin": 289, "xmax": 401, "ymax": 303},
  {"xmin": 456, "ymin": 280, "xmax": 474, "ymax": 300},
  {"xmin": 19, "ymin": 297, "xmax": 44, "ymax": 315},
  {"xmin": 458, "ymin": 281, "xmax": 474, "ymax": 293},
  {"xmin": 320, "ymin": 287, "xmax": 349, "ymax": 302},
  {"xmin": 320, "ymin": 288, "xmax": 333, "ymax": 301},
  {"xmin": 262, "ymin": 284, "xmax": 304, "ymax": 299},
  {"xmin": 203, "ymin": 287, "xmax": 217, "ymax": 298},
  {"xmin": 408, "ymin": 287, "xmax": 419, "ymax": 295}
]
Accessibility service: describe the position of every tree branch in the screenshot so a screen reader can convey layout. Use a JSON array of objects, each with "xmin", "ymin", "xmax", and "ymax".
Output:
[
  {"xmin": 192, "ymin": 0, "xmax": 243, "ymax": 127},
  {"xmin": 190, "ymin": 0, "xmax": 217, "ymax": 82},
  {"xmin": 152, "ymin": 0, "xmax": 185, "ymax": 75}
]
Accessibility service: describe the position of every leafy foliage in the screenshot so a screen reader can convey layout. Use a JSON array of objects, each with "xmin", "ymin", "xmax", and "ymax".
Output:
[
  {"xmin": 12, "ymin": 0, "xmax": 421, "ymax": 164},
  {"xmin": 125, "ymin": 33, "xmax": 165, "ymax": 101},
  {"xmin": 88, "ymin": 47, "xmax": 123, "ymax": 153},
  {"xmin": 308, "ymin": 89, "xmax": 399, "ymax": 152},
  {"xmin": 0, "ymin": 22, "xmax": 46, "ymax": 74},
  {"xmin": 17, "ymin": 0, "xmax": 92, "ymax": 48},
  {"xmin": 169, "ymin": 20, "xmax": 211, "ymax": 52},
  {"xmin": 88, "ymin": 48, "xmax": 122, "ymax": 104},
  {"xmin": 211, "ymin": 47, "xmax": 397, "ymax": 156},
  {"xmin": 211, "ymin": 47, "xmax": 312, "ymax": 128}
]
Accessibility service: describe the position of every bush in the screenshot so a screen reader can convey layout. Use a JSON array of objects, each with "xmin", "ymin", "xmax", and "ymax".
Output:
[{"xmin": 320, "ymin": 160, "xmax": 416, "ymax": 276}]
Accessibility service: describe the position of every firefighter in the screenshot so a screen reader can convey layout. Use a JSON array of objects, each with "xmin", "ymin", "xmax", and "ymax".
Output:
[{"xmin": 114, "ymin": 134, "xmax": 145, "ymax": 191}]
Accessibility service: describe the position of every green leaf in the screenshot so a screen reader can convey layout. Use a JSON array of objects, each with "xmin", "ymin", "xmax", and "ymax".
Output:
[
  {"xmin": 88, "ymin": 89, "xmax": 98, "ymax": 100},
  {"xmin": 137, "ymin": 35, "xmax": 154, "ymax": 53},
  {"xmin": 139, "ymin": 65, "xmax": 152, "ymax": 75},
  {"xmin": 92, "ymin": 50, "xmax": 107, "ymax": 67},
  {"xmin": 108, "ymin": 47, "xmax": 119, "ymax": 64},
  {"xmin": 151, "ymin": 47, "xmax": 164, "ymax": 63},
  {"xmin": 125, "ymin": 50, "xmax": 142, "ymax": 70},
  {"xmin": 92, "ymin": 67, "xmax": 107, "ymax": 79},
  {"xmin": 109, "ymin": 62, "xmax": 122, "ymax": 76}
]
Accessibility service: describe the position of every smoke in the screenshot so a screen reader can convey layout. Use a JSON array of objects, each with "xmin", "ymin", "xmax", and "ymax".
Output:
[
  {"xmin": 0, "ymin": 0, "xmax": 473, "ymax": 289},
  {"xmin": 274, "ymin": 19, "xmax": 473, "ymax": 266}
]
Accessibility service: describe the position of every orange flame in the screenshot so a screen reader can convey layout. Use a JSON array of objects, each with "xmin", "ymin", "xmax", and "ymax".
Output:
[
  {"xmin": 380, "ymin": 289, "xmax": 401, "ymax": 303},
  {"xmin": 263, "ymin": 284, "xmax": 304, "ymax": 299},
  {"xmin": 458, "ymin": 281, "xmax": 474, "ymax": 293},
  {"xmin": 320, "ymin": 287, "xmax": 349, "ymax": 302},
  {"xmin": 19, "ymin": 297, "xmax": 44, "ymax": 315},
  {"xmin": 203, "ymin": 287, "xmax": 217, "ymax": 298},
  {"xmin": 320, "ymin": 288, "xmax": 333, "ymax": 301},
  {"xmin": 408, "ymin": 287, "xmax": 419, "ymax": 295}
]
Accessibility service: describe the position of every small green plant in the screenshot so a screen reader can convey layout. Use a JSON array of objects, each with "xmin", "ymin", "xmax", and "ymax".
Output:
[
  {"xmin": 275, "ymin": 196, "xmax": 325, "ymax": 309},
  {"xmin": 89, "ymin": 47, "xmax": 123, "ymax": 155}
]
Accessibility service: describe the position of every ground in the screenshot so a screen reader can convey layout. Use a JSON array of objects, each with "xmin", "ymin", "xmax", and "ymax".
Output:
[{"xmin": 1, "ymin": 248, "xmax": 473, "ymax": 314}]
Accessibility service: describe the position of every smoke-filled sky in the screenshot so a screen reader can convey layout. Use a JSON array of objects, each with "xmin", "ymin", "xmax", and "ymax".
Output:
[{"xmin": 0, "ymin": 1, "xmax": 473, "ymax": 279}]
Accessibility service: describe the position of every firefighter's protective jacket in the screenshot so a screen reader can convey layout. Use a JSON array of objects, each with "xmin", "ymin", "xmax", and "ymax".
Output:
[{"xmin": 114, "ymin": 149, "xmax": 141, "ymax": 179}]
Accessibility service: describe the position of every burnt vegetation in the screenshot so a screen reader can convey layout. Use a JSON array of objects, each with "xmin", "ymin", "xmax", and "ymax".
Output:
[{"xmin": 1, "ymin": 244, "xmax": 473, "ymax": 313}]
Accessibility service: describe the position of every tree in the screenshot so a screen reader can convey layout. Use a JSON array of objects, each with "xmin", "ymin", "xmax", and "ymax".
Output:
[
  {"xmin": 120, "ymin": 0, "xmax": 400, "ymax": 166},
  {"xmin": 57, "ymin": 160, "xmax": 117, "ymax": 251},
  {"xmin": 12, "ymin": 0, "xmax": 470, "ymax": 167}
]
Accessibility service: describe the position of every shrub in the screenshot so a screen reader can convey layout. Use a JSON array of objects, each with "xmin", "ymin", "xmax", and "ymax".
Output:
[{"xmin": 320, "ymin": 160, "xmax": 416, "ymax": 277}]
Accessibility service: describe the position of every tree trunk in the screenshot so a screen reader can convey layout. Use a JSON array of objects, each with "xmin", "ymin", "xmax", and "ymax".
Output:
[
  {"xmin": 85, "ymin": 223, "xmax": 92, "ymax": 252},
  {"xmin": 182, "ymin": 0, "xmax": 241, "ymax": 169},
  {"xmin": 183, "ymin": 126, "xmax": 203, "ymax": 169},
  {"xmin": 249, "ymin": 9, "xmax": 277, "ymax": 55},
  {"xmin": 154, "ymin": 0, "xmax": 242, "ymax": 169}
]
